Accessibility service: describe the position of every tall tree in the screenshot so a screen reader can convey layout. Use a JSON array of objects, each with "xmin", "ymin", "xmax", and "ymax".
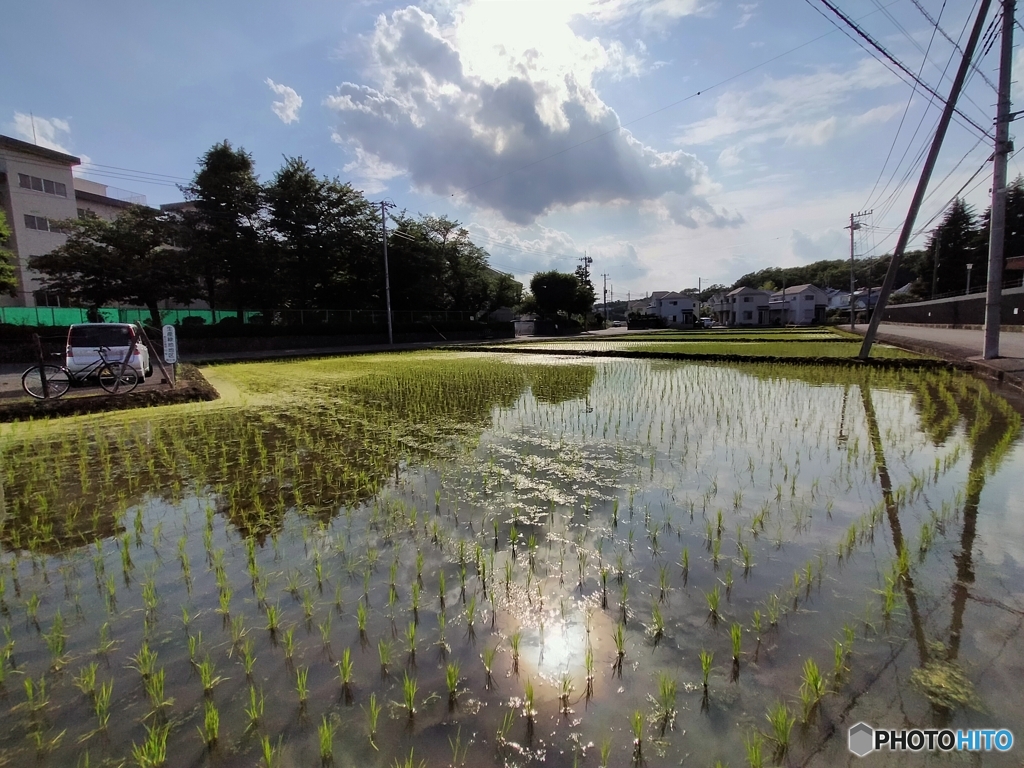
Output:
[
  {"xmin": 928, "ymin": 198, "xmax": 980, "ymax": 295},
  {"xmin": 527, "ymin": 270, "xmax": 593, "ymax": 320},
  {"xmin": 182, "ymin": 141, "xmax": 264, "ymax": 316},
  {"xmin": 29, "ymin": 207, "xmax": 194, "ymax": 325},
  {"xmin": 0, "ymin": 211, "xmax": 16, "ymax": 297}
]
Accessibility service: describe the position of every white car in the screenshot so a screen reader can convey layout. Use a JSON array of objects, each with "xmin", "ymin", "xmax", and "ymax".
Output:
[{"xmin": 65, "ymin": 323, "xmax": 151, "ymax": 380}]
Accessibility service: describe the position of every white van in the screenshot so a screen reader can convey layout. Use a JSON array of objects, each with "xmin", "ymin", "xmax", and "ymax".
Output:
[{"xmin": 66, "ymin": 323, "xmax": 151, "ymax": 379}]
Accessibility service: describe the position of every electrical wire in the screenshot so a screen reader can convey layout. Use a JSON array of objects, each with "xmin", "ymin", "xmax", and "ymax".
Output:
[
  {"xmin": 908, "ymin": 0, "xmax": 998, "ymax": 91},
  {"xmin": 804, "ymin": 0, "xmax": 993, "ymax": 140}
]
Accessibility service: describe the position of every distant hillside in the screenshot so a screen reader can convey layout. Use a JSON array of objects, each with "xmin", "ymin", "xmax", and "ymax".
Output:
[{"xmin": 730, "ymin": 252, "xmax": 921, "ymax": 293}]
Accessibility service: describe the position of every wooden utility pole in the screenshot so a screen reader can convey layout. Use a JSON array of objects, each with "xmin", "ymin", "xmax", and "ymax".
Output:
[
  {"xmin": 380, "ymin": 201, "xmax": 395, "ymax": 345},
  {"xmin": 859, "ymin": 0, "xmax": 993, "ymax": 359},
  {"xmin": 983, "ymin": 0, "xmax": 1015, "ymax": 359}
]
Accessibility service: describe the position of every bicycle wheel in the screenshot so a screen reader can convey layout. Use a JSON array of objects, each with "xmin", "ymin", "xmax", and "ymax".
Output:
[
  {"xmin": 22, "ymin": 366, "xmax": 71, "ymax": 399},
  {"xmin": 98, "ymin": 363, "xmax": 139, "ymax": 394}
]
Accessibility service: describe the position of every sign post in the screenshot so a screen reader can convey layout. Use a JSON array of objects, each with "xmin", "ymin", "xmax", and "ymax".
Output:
[{"xmin": 162, "ymin": 324, "xmax": 178, "ymax": 386}]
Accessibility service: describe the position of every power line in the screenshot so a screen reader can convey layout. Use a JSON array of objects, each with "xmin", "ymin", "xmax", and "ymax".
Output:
[
  {"xmin": 458, "ymin": 1, "xmax": 904, "ymax": 197},
  {"xmin": 78, "ymin": 162, "xmax": 190, "ymax": 181},
  {"xmin": 909, "ymin": 0, "xmax": 999, "ymax": 90},
  {"xmin": 804, "ymin": 0, "xmax": 993, "ymax": 139}
]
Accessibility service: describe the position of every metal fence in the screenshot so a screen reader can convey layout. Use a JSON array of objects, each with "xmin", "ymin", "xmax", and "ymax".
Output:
[{"xmin": 0, "ymin": 306, "xmax": 476, "ymax": 328}]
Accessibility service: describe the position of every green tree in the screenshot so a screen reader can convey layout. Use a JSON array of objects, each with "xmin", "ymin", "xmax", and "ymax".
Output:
[
  {"xmin": 528, "ymin": 270, "xmax": 593, "ymax": 320},
  {"xmin": 0, "ymin": 210, "xmax": 16, "ymax": 297},
  {"xmin": 183, "ymin": 141, "xmax": 264, "ymax": 316},
  {"xmin": 264, "ymin": 157, "xmax": 378, "ymax": 311},
  {"xmin": 928, "ymin": 198, "xmax": 980, "ymax": 295},
  {"xmin": 29, "ymin": 207, "xmax": 194, "ymax": 325}
]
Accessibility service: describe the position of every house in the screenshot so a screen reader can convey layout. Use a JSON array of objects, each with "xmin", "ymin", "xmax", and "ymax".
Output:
[
  {"xmin": 724, "ymin": 286, "xmax": 771, "ymax": 326},
  {"xmin": 647, "ymin": 291, "xmax": 696, "ymax": 327},
  {"xmin": 768, "ymin": 284, "xmax": 828, "ymax": 325},
  {"xmin": 707, "ymin": 291, "xmax": 729, "ymax": 325}
]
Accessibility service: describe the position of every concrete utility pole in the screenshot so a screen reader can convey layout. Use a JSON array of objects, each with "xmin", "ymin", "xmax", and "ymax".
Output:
[
  {"xmin": 984, "ymin": 0, "xmax": 1015, "ymax": 359},
  {"xmin": 602, "ymin": 273, "xmax": 609, "ymax": 324},
  {"xmin": 966, "ymin": 263, "xmax": 974, "ymax": 295},
  {"xmin": 379, "ymin": 200, "xmax": 396, "ymax": 345},
  {"xmin": 846, "ymin": 211, "xmax": 870, "ymax": 330},
  {"xmin": 859, "ymin": 0, "xmax": 992, "ymax": 359}
]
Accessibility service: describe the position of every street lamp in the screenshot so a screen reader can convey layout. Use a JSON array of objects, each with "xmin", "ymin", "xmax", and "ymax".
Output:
[{"xmin": 966, "ymin": 263, "xmax": 974, "ymax": 295}]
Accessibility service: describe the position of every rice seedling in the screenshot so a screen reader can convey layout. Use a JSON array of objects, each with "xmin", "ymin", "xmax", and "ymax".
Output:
[
  {"xmin": 654, "ymin": 673, "xmax": 677, "ymax": 734},
  {"xmin": 510, "ymin": 630, "xmax": 521, "ymax": 672},
  {"xmin": 378, "ymin": 639, "xmax": 393, "ymax": 676},
  {"xmin": 650, "ymin": 604, "xmax": 665, "ymax": 642},
  {"xmin": 73, "ymin": 662, "xmax": 98, "ymax": 698},
  {"xmin": 744, "ymin": 730, "xmax": 765, "ymax": 768},
  {"xmin": 245, "ymin": 685, "xmax": 265, "ymax": 729},
  {"xmin": 131, "ymin": 722, "xmax": 170, "ymax": 768},
  {"xmin": 199, "ymin": 700, "xmax": 219, "ymax": 749},
  {"xmin": 261, "ymin": 735, "xmax": 280, "ymax": 768},
  {"xmin": 315, "ymin": 714, "xmax": 336, "ymax": 764},
  {"xmin": 94, "ymin": 680, "xmax": 113, "ymax": 729},
  {"xmin": 402, "ymin": 671, "xmax": 418, "ymax": 718},
  {"xmin": 766, "ymin": 700, "xmax": 795, "ymax": 757},
  {"xmin": 265, "ymin": 603, "xmax": 280, "ymax": 633},
  {"xmin": 731, "ymin": 622, "xmax": 742, "ymax": 663},
  {"xmin": 198, "ymin": 656, "xmax": 225, "ymax": 694},
  {"xmin": 799, "ymin": 658, "xmax": 826, "ymax": 720},
  {"xmin": 446, "ymin": 661, "xmax": 460, "ymax": 708},
  {"xmin": 613, "ymin": 622, "xmax": 626, "ymax": 669},
  {"xmin": 630, "ymin": 709, "xmax": 644, "ymax": 762},
  {"xmin": 704, "ymin": 585, "xmax": 721, "ymax": 622},
  {"xmin": 144, "ymin": 667, "xmax": 174, "ymax": 711},
  {"xmin": 296, "ymin": 665, "xmax": 310, "ymax": 704},
  {"xmin": 700, "ymin": 649, "xmax": 713, "ymax": 691},
  {"xmin": 523, "ymin": 677, "xmax": 536, "ymax": 723},
  {"xmin": 356, "ymin": 601, "xmax": 367, "ymax": 635}
]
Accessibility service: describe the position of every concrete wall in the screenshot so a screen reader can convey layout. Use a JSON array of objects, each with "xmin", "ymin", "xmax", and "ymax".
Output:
[{"xmin": 880, "ymin": 285, "xmax": 1024, "ymax": 326}]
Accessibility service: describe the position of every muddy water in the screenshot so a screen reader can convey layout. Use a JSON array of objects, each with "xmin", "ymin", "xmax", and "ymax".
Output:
[{"xmin": 0, "ymin": 353, "xmax": 1021, "ymax": 767}]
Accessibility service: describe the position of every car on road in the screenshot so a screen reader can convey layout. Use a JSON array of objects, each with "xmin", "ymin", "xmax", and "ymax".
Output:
[
  {"xmin": 701, "ymin": 317, "xmax": 713, "ymax": 328},
  {"xmin": 66, "ymin": 323, "xmax": 151, "ymax": 380},
  {"xmin": 611, "ymin": 320, "xmax": 625, "ymax": 327}
]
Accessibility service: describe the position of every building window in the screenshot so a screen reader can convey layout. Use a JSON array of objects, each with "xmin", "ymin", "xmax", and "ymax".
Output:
[
  {"xmin": 804, "ymin": 294, "xmax": 813, "ymax": 300},
  {"xmin": 743, "ymin": 296, "xmax": 751, "ymax": 302},
  {"xmin": 78, "ymin": 208, "xmax": 88, "ymax": 219},
  {"xmin": 744, "ymin": 311, "xmax": 753, "ymax": 320},
  {"xmin": 24, "ymin": 214, "xmax": 66, "ymax": 233},
  {"xmin": 17, "ymin": 173, "xmax": 67, "ymax": 197}
]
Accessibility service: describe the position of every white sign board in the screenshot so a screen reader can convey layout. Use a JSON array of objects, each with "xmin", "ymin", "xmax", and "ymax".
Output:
[{"xmin": 162, "ymin": 324, "xmax": 178, "ymax": 364}]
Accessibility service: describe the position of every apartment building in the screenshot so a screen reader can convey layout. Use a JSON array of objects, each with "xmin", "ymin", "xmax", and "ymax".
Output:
[{"xmin": 0, "ymin": 134, "xmax": 152, "ymax": 307}]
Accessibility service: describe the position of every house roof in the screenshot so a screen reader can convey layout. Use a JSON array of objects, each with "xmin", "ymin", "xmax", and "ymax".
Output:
[
  {"xmin": 770, "ymin": 283, "xmax": 820, "ymax": 297},
  {"xmin": 74, "ymin": 189, "xmax": 137, "ymax": 209},
  {"xmin": 0, "ymin": 134, "xmax": 81, "ymax": 166},
  {"xmin": 649, "ymin": 290, "xmax": 671, "ymax": 300},
  {"xmin": 727, "ymin": 286, "xmax": 769, "ymax": 297}
]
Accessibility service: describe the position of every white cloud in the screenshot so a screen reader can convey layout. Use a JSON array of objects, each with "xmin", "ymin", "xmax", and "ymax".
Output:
[
  {"xmin": 10, "ymin": 112, "xmax": 74, "ymax": 154},
  {"xmin": 338, "ymin": 142, "xmax": 404, "ymax": 194},
  {"xmin": 676, "ymin": 58, "xmax": 897, "ymax": 149},
  {"xmin": 791, "ymin": 228, "xmax": 844, "ymax": 261},
  {"xmin": 734, "ymin": 2, "xmax": 757, "ymax": 29},
  {"xmin": 326, "ymin": 5, "xmax": 739, "ymax": 227},
  {"xmin": 265, "ymin": 78, "xmax": 303, "ymax": 124}
]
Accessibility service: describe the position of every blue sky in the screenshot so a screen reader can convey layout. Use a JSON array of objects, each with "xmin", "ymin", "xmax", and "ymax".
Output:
[{"xmin": 2, "ymin": 0, "xmax": 1014, "ymax": 297}]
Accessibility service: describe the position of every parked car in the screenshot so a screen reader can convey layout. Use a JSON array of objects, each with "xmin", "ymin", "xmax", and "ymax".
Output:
[
  {"xmin": 701, "ymin": 317, "xmax": 713, "ymax": 328},
  {"xmin": 66, "ymin": 323, "xmax": 151, "ymax": 380},
  {"xmin": 611, "ymin": 320, "xmax": 625, "ymax": 327}
]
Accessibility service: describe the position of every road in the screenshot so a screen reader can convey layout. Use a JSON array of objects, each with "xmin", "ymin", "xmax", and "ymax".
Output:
[{"xmin": 863, "ymin": 323, "xmax": 1024, "ymax": 387}]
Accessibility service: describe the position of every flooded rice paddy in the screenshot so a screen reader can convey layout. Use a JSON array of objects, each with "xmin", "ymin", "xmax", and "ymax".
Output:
[{"xmin": 1, "ymin": 351, "xmax": 1022, "ymax": 767}]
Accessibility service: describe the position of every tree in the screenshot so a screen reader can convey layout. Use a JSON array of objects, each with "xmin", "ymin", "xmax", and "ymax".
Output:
[
  {"xmin": 29, "ymin": 207, "xmax": 194, "ymax": 325},
  {"xmin": 264, "ymin": 157, "xmax": 378, "ymax": 312},
  {"xmin": 926, "ymin": 198, "xmax": 980, "ymax": 295},
  {"xmin": 0, "ymin": 211, "xmax": 16, "ymax": 297},
  {"xmin": 182, "ymin": 141, "xmax": 264, "ymax": 315},
  {"xmin": 528, "ymin": 270, "xmax": 593, "ymax": 320}
]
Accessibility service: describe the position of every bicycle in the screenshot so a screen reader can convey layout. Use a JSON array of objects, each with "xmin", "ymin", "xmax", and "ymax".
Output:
[{"xmin": 22, "ymin": 346, "xmax": 140, "ymax": 399}]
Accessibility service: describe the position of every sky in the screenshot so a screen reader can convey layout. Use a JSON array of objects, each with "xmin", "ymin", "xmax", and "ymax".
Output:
[{"xmin": 2, "ymin": 0, "xmax": 1017, "ymax": 298}]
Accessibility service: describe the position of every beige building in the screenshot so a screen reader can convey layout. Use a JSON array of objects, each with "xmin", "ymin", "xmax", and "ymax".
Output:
[
  {"xmin": 0, "ymin": 135, "xmax": 80, "ymax": 307},
  {"xmin": 0, "ymin": 134, "xmax": 152, "ymax": 308}
]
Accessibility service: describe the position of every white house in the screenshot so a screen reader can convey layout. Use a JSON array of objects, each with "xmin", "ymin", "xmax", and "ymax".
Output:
[
  {"xmin": 724, "ymin": 286, "xmax": 771, "ymax": 326},
  {"xmin": 647, "ymin": 291, "xmax": 696, "ymax": 327},
  {"xmin": 768, "ymin": 284, "xmax": 829, "ymax": 325}
]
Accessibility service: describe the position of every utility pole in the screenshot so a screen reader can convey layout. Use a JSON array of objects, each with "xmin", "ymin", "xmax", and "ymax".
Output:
[
  {"xmin": 984, "ymin": 0, "xmax": 1015, "ymax": 359},
  {"xmin": 966, "ymin": 263, "xmax": 974, "ymax": 295},
  {"xmin": 931, "ymin": 232, "xmax": 941, "ymax": 298},
  {"xmin": 860, "ymin": 0, "xmax": 992, "ymax": 359},
  {"xmin": 602, "ymin": 273, "xmax": 609, "ymax": 324},
  {"xmin": 846, "ymin": 211, "xmax": 870, "ymax": 330},
  {"xmin": 579, "ymin": 253, "xmax": 592, "ymax": 282},
  {"xmin": 379, "ymin": 200, "xmax": 396, "ymax": 345}
]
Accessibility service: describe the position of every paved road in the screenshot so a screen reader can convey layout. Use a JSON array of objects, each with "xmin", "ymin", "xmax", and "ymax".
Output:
[{"xmin": 863, "ymin": 324, "xmax": 1024, "ymax": 387}]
